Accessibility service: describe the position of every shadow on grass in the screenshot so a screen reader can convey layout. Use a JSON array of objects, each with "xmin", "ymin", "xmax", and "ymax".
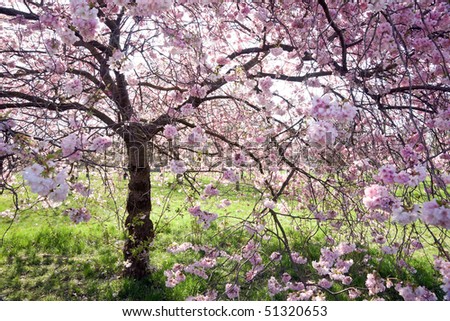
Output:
[
  {"xmin": 0, "ymin": 250, "xmax": 179, "ymax": 300},
  {"xmin": 0, "ymin": 221, "xmax": 178, "ymax": 301}
]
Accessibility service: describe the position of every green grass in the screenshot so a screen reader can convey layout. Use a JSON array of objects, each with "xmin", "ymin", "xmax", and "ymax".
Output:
[
  {"xmin": 0, "ymin": 172, "xmax": 446, "ymax": 300},
  {"xmin": 0, "ymin": 172, "xmax": 257, "ymax": 300}
]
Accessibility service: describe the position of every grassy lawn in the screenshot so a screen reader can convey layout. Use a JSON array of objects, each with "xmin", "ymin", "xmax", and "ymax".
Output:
[
  {"xmin": 0, "ymin": 172, "xmax": 446, "ymax": 300},
  {"xmin": 0, "ymin": 172, "xmax": 260, "ymax": 300}
]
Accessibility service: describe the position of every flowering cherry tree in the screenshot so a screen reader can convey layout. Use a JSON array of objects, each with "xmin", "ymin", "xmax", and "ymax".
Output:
[{"xmin": 0, "ymin": 0, "xmax": 449, "ymax": 300}]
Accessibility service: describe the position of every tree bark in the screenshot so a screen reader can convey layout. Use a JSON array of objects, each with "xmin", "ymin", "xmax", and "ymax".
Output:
[{"xmin": 123, "ymin": 138, "xmax": 154, "ymax": 278}]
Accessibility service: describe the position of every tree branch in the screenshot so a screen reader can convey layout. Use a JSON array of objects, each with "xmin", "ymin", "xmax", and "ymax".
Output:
[
  {"xmin": 0, "ymin": 91, "xmax": 117, "ymax": 129},
  {"xmin": 0, "ymin": 7, "xmax": 39, "ymax": 20}
]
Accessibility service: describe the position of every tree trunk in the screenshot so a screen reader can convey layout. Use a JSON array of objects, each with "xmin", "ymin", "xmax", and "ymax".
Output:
[{"xmin": 123, "ymin": 139, "xmax": 154, "ymax": 278}]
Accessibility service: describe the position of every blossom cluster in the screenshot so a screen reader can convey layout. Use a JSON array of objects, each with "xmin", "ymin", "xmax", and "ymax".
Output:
[
  {"xmin": 164, "ymin": 244, "xmax": 223, "ymax": 291},
  {"xmin": 311, "ymin": 243, "xmax": 356, "ymax": 286},
  {"xmin": 421, "ymin": 200, "xmax": 450, "ymax": 229},
  {"xmin": 180, "ymin": 103, "xmax": 194, "ymax": 116},
  {"xmin": 259, "ymin": 76, "xmax": 273, "ymax": 94},
  {"xmin": 39, "ymin": 12, "xmax": 60, "ymax": 29},
  {"xmin": 376, "ymin": 164, "xmax": 427, "ymax": 187},
  {"xmin": 89, "ymin": 136, "xmax": 112, "ymax": 152},
  {"xmin": 203, "ymin": 184, "xmax": 219, "ymax": 197},
  {"xmin": 164, "ymin": 264, "xmax": 186, "ymax": 288},
  {"xmin": 170, "ymin": 160, "xmax": 187, "ymax": 174},
  {"xmin": 64, "ymin": 78, "xmax": 83, "ymax": 97},
  {"xmin": 72, "ymin": 182, "xmax": 91, "ymax": 197},
  {"xmin": 63, "ymin": 207, "xmax": 91, "ymax": 224},
  {"xmin": 0, "ymin": 209, "xmax": 14, "ymax": 219},
  {"xmin": 107, "ymin": 50, "xmax": 133, "ymax": 72},
  {"xmin": 225, "ymin": 284, "xmax": 240, "ymax": 299},
  {"xmin": 391, "ymin": 205, "xmax": 419, "ymax": 225},
  {"xmin": 223, "ymin": 168, "xmax": 239, "ymax": 182},
  {"xmin": 434, "ymin": 257, "xmax": 450, "ymax": 300},
  {"xmin": 365, "ymin": 272, "xmax": 386, "ymax": 296},
  {"xmin": 187, "ymin": 126, "xmax": 206, "ymax": 145},
  {"xmin": 189, "ymin": 84, "xmax": 208, "ymax": 98},
  {"xmin": 163, "ymin": 124, "xmax": 178, "ymax": 139},
  {"xmin": 367, "ymin": 0, "xmax": 393, "ymax": 12},
  {"xmin": 44, "ymin": 38, "xmax": 61, "ymax": 55},
  {"xmin": 130, "ymin": 0, "xmax": 173, "ymax": 17},
  {"xmin": 263, "ymin": 198, "xmax": 276, "ymax": 210},
  {"xmin": 240, "ymin": 240, "xmax": 265, "ymax": 281},
  {"xmin": 61, "ymin": 133, "xmax": 83, "ymax": 161},
  {"xmin": 307, "ymin": 96, "xmax": 357, "ymax": 122},
  {"xmin": 57, "ymin": 27, "xmax": 78, "ymax": 46},
  {"xmin": 0, "ymin": 140, "xmax": 14, "ymax": 157},
  {"xmin": 429, "ymin": 108, "xmax": 450, "ymax": 131},
  {"xmin": 364, "ymin": 181, "xmax": 449, "ymax": 228},
  {"xmin": 233, "ymin": 152, "xmax": 246, "ymax": 166},
  {"xmin": 306, "ymin": 120, "xmax": 338, "ymax": 146},
  {"xmin": 362, "ymin": 184, "xmax": 396, "ymax": 211},
  {"xmin": 23, "ymin": 164, "xmax": 69, "ymax": 203},
  {"xmin": 167, "ymin": 242, "xmax": 193, "ymax": 254},
  {"xmin": 40, "ymin": 11, "xmax": 78, "ymax": 46},
  {"xmin": 44, "ymin": 58, "xmax": 66, "ymax": 74},
  {"xmin": 174, "ymin": 258, "xmax": 214, "ymax": 282},
  {"xmin": 290, "ymin": 252, "xmax": 308, "ymax": 265},
  {"xmin": 188, "ymin": 206, "xmax": 218, "ymax": 229},
  {"xmin": 69, "ymin": 0, "xmax": 99, "ymax": 41},
  {"xmin": 244, "ymin": 221, "xmax": 265, "ymax": 236},
  {"xmin": 395, "ymin": 284, "xmax": 437, "ymax": 301},
  {"xmin": 267, "ymin": 274, "xmax": 315, "ymax": 300},
  {"xmin": 186, "ymin": 290, "xmax": 218, "ymax": 301}
]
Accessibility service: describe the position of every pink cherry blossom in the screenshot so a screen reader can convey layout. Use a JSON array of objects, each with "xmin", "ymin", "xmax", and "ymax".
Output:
[
  {"xmin": 363, "ymin": 184, "xmax": 395, "ymax": 211},
  {"xmin": 223, "ymin": 169, "xmax": 239, "ymax": 182},
  {"xmin": 366, "ymin": 272, "xmax": 386, "ymax": 296},
  {"xmin": 69, "ymin": 0, "xmax": 99, "ymax": 41},
  {"xmin": 188, "ymin": 206, "xmax": 218, "ymax": 229},
  {"xmin": 163, "ymin": 124, "xmax": 178, "ymax": 139},
  {"xmin": 187, "ymin": 126, "xmax": 206, "ymax": 145},
  {"xmin": 203, "ymin": 183, "xmax": 219, "ymax": 196},
  {"xmin": 189, "ymin": 84, "xmax": 208, "ymax": 98},
  {"xmin": 395, "ymin": 284, "xmax": 437, "ymax": 301},
  {"xmin": 57, "ymin": 27, "xmax": 78, "ymax": 45},
  {"xmin": 186, "ymin": 290, "xmax": 217, "ymax": 301},
  {"xmin": 64, "ymin": 207, "xmax": 91, "ymax": 224},
  {"xmin": 290, "ymin": 252, "xmax": 307, "ymax": 264},
  {"xmin": 180, "ymin": 104, "xmax": 194, "ymax": 116},
  {"xmin": 170, "ymin": 160, "xmax": 187, "ymax": 175},
  {"xmin": 434, "ymin": 258, "xmax": 450, "ymax": 300},
  {"xmin": 64, "ymin": 78, "xmax": 83, "ymax": 97},
  {"xmin": 263, "ymin": 198, "xmax": 276, "ymax": 210},
  {"xmin": 233, "ymin": 152, "xmax": 246, "ymax": 166},
  {"xmin": 269, "ymin": 252, "xmax": 282, "ymax": 262},
  {"xmin": 376, "ymin": 164, "xmax": 396, "ymax": 184},
  {"xmin": 89, "ymin": 136, "xmax": 112, "ymax": 152},
  {"xmin": 421, "ymin": 200, "xmax": 450, "ymax": 229},
  {"xmin": 0, "ymin": 140, "xmax": 14, "ymax": 157},
  {"xmin": 307, "ymin": 120, "xmax": 338, "ymax": 146},
  {"xmin": 61, "ymin": 134, "xmax": 82, "ymax": 162},
  {"xmin": 225, "ymin": 283, "xmax": 240, "ymax": 299},
  {"xmin": 164, "ymin": 268, "xmax": 186, "ymax": 288},
  {"xmin": 259, "ymin": 76, "xmax": 273, "ymax": 93},
  {"xmin": 268, "ymin": 277, "xmax": 284, "ymax": 296},
  {"xmin": 392, "ymin": 205, "xmax": 419, "ymax": 225},
  {"xmin": 318, "ymin": 278, "xmax": 333, "ymax": 289}
]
